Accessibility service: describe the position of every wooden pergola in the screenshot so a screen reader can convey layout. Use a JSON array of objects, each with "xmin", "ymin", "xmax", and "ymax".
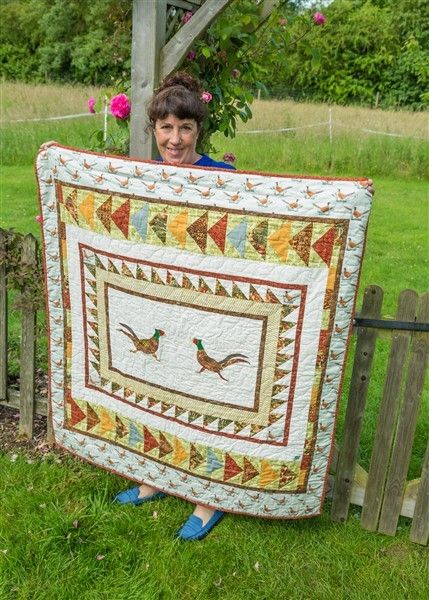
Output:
[{"xmin": 130, "ymin": 0, "xmax": 278, "ymax": 158}]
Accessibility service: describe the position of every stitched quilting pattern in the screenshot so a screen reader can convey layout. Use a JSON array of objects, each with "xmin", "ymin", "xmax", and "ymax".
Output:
[{"xmin": 36, "ymin": 144, "xmax": 372, "ymax": 518}]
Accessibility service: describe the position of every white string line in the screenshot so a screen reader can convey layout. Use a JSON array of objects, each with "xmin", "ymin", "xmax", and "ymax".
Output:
[
  {"xmin": 360, "ymin": 127, "xmax": 427, "ymax": 141},
  {"xmin": 239, "ymin": 122, "xmax": 329, "ymax": 134},
  {"xmin": 238, "ymin": 122, "xmax": 427, "ymax": 141},
  {"xmin": 2, "ymin": 111, "xmax": 427, "ymax": 141},
  {"xmin": 2, "ymin": 112, "xmax": 100, "ymax": 123}
]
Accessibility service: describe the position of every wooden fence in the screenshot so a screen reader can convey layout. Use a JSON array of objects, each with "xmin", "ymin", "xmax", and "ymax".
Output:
[{"xmin": 0, "ymin": 229, "xmax": 428, "ymax": 545}]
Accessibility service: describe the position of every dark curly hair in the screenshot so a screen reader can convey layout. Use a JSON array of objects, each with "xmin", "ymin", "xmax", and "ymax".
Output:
[{"xmin": 147, "ymin": 72, "xmax": 208, "ymax": 129}]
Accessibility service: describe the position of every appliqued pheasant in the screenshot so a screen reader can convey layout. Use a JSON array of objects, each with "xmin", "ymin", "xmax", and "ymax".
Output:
[
  {"xmin": 118, "ymin": 323, "xmax": 165, "ymax": 360},
  {"xmin": 192, "ymin": 338, "xmax": 249, "ymax": 381}
]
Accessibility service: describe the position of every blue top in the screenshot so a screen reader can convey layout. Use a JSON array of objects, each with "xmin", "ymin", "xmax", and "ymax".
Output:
[
  {"xmin": 194, "ymin": 154, "xmax": 236, "ymax": 170},
  {"xmin": 157, "ymin": 154, "xmax": 235, "ymax": 170}
]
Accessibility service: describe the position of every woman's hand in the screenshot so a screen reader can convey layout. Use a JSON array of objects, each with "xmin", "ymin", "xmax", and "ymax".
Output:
[{"xmin": 364, "ymin": 179, "xmax": 375, "ymax": 196}]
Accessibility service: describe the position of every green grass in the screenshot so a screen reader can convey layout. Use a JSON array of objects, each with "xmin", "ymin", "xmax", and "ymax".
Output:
[
  {"xmin": 1, "ymin": 452, "xmax": 428, "ymax": 600},
  {"xmin": 213, "ymin": 130, "xmax": 429, "ymax": 180}
]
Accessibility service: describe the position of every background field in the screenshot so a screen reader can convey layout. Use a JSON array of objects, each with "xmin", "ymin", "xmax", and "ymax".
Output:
[
  {"xmin": 1, "ymin": 82, "xmax": 428, "ymax": 178},
  {"xmin": 1, "ymin": 82, "xmax": 428, "ymax": 600}
]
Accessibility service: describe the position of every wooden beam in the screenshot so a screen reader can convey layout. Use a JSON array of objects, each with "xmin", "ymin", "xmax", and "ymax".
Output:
[
  {"xmin": 410, "ymin": 440, "xmax": 429, "ymax": 545},
  {"xmin": 130, "ymin": 0, "xmax": 166, "ymax": 159},
  {"xmin": 360, "ymin": 290, "xmax": 418, "ymax": 531},
  {"xmin": 160, "ymin": 0, "xmax": 233, "ymax": 79},
  {"xmin": 330, "ymin": 285, "xmax": 384, "ymax": 523},
  {"xmin": 258, "ymin": 0, "xmax": 279, "ymax": 22},
  {"xmin": 18, "ymin": 234, "xmax": 37, "ymax": 439},
  {"xmin": 168, "ymin": 0, "xmax": 201, "ymax": 10},
  {"xmin": 378, "ymin": 293, "xmax": 429, "ymax": 536},
  {"xmin": 1, "ymin": 388, "xmax": 47, "ymax": 417}
]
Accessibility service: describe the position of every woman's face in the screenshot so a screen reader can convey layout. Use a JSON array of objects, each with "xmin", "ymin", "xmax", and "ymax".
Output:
[{"xmin": 154, "ymin": 114, "xmax": 200, "ymax": 165}]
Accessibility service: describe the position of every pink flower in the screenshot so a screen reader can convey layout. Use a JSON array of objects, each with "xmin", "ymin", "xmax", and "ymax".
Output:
[
  {"xmin": 182, "ymin": 11, "xmax": 192, "ymax": 24},
  {"xmin": 87, "ymin": 97, "xmax": 96, "ymax": 114},
  {"xmin": 35, "ymin": 215, "xmax": 43, "ymax": 223},
  {"xmin": 110, "ymin": 93, "xmax": 131, "ymax": 120},
  {"xmin": 187, "ymin": 51, "xmax": 196, "ymax": 61},
  {"xmin": 231, "ymin": 69, "xmax": 240, "ymax": 80},
  {"xmin": 278, "ymin": 17, "xmax": 288, "ymax": 27},
  {"xmin": 222, "ymin": 152, "xmax": 236, "ymax": 164},
  {"xmin": 313, "ymin": 12, "xmax": 326, "ymax": 25},
  {"xmin": 200, "ymin": 91, "xmax": 213, "ymax": 103}
]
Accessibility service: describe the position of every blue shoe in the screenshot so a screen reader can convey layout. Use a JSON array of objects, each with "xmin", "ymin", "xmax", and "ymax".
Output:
[
  {"xmin": 177, "ymin": 510, "xmax": 224, "ymax": 541},
  {"xmin": 114, "ymin": 486, "xmax": 166, "ymax": 506}
]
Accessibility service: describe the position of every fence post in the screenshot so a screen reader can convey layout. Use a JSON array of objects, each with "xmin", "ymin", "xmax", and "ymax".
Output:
[
  {"xmin": 410, "ymin": 439, "xmax": 429, "ymax": 545},
  {"xmin": 378, "ymin": 293, "xmax": 429, "ymax": 536},
  {"xmin": 18, "ymin": 234, "xmax": 38, "ymax": 438},
  {"xmin": 331, "ymin": 285, "xmax": 384, "ymax": 522},
  {"xmin": 360, "ymin": 289, "xmax": 418, "ymax": 531},
  {"xmin": 0, "ymin": 230, "xmax": 7, "ymax": 401}
]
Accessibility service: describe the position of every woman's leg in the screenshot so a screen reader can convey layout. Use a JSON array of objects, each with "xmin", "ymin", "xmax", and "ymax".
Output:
[
  {"xmin": 138, "ymin": 483, "xmax": 158, "ymax": 497},
  {"xmin": 192, "ymin": 504, "xmax": 217, "ymax": 526}
]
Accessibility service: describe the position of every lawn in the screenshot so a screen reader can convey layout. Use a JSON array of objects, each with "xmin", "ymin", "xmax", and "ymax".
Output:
[
  {"xmin": 1, "ymin": 84, "xmax": 428, "ymax": 599},
  {"xmin": 1, "ymin": 448, "xmax": 428, "ymax": 600}
]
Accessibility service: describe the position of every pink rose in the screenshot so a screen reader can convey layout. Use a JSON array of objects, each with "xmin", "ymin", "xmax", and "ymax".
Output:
[
  {"xmin": 222, "ymin": 153, "xmax": 236, "ymax": 164},
  {"xmin": 182, "ymin": 11, "xmax": 192, "ymax": 24},
  {"xmin": 313, "ymin": 12, "xmax": 326, "ymax": 25},
  {"xmin": 87, "ymin": 97, "xmax": 96, "ymax": 114},
  {"xmin": 110, "ymin": 93, "xmax": 131, "ymax": 120},
  {"xmin": 200, "ymin": 91, "xmax": 213, "ymax": 103},
  {"xmin": 187, "ymin": 51, "xmax": 196, "ymax": 61},
  {"xmin": 278, "ymin": 18, "xmax": 288, "ymax": 27},
  {"xmin": 35, "ymin": 214, "xmax": 43, "ymax": 223},
  {"xmin": 231, "ymin": 69, "xmax": 240, "ymax": 80}
]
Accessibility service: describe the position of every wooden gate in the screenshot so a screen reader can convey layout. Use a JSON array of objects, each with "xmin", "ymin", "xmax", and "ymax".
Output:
[{"xmin": 330, "ymin": 285, "xmax": 429, "ymax": 545}]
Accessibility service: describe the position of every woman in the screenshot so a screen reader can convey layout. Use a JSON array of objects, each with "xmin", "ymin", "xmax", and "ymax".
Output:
[{"xmin": 114, "ymin": 72, "xmax": 234, "ymax": 541}]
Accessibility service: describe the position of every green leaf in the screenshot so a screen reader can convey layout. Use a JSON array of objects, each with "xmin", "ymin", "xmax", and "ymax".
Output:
[{"xmin": 311, "ymin": 47, "xmax": 321, "ymax": 65}]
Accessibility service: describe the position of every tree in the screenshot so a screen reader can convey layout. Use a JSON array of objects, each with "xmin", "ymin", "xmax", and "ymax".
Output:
[
  {"xmin": 0, "ymin": 0, "xmax": 47, "ymax": 81},
  {"xmin": 261, "ymin": 0, "xmax": 429, "ymax": 109}
]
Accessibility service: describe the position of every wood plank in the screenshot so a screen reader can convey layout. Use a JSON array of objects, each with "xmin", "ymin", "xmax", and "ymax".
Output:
[
  {"xmin": 410, "ymin": 440, "xmax": 429, "ymax": 545},
  {"xmin": 378, "ymin": 293, "xmax": 429, "ymax": 536},
  {"xmin": 0, "ymin": 229, "xmax": 8, "ymax": 401},
  {"xmin": 326, "ymin": 473, "xmax": 418, "ymax": 519},
  {"xmin": 258, "ymin": 0, "xmax": 278, "ymax": 22},
  {"xmin": 1, "ymin": 387, "xmax": 47, "ymax": 416},
  {"xmin": 360, "ymin": 289, "xmax": 418, "ymax": 531},
  {"xmin": 130, "ymin": 0, "xmax": 166, "ymax": 158},
  {"xmin": 166, "ymin": 6, "xmax": 180, "ymax": 40},
  {"xmin": 160, "ymin": 0, "xmax": 233, "ymax": 79},
  {"xmin": 331, "ymin": 285, "xmax": 384, "ymax": 522},
  {"xmin": 18, "ymin": 235, "xmax": 38, "ymax": 438},
  {"xmin": 168, "ymin": 0, "xmax": 200, "ymax": 10}
]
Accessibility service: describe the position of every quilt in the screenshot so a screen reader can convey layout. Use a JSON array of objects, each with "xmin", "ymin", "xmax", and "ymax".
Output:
[{"xmin": 36, "ymin": 142, "xmax": 372, "ymax": 519}]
